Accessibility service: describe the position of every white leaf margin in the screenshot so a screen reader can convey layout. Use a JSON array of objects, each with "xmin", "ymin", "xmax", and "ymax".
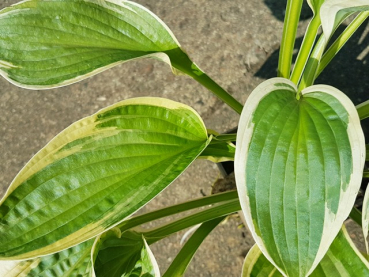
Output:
[
  {"xmin": 0, "ymin": 97, "xmax": 209, "ymax": 261},
  {"xmin": 142, "ymin": 237, "xmax": 161, "ymax": 277},
  {"xmin": 320, "ymin": 0, "xmax": 369, "ymax": 41},
  {"xmin": 235, "ymin": 77, "xmax": 366, "ymax": 276},
  {"xmin": 0, "ymin": 260, "xmax": 40, "ymax": 277},
  {"xmin": 242, "ymin": 226, "xmax": 369, "ymax": 277},
  {"xmin": 0, "ymin": 0, "xmax": 181, "ymax": 90},
  {"xmin": 362, "ymin": 183, "xmax": 369, "ymax": 253}
]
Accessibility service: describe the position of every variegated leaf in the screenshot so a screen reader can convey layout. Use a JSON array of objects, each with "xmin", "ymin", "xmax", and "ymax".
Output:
[
  {"xmin": 242, "ymin": 227, "xmax": 369, "ymax": 277},
  {"xmin": 0, "ymin": 0, "xmax": 186, "ymax": 89},
  {"xmin": 235, "ymin": 78, "xmax": 365, "ymax": 276},
  {"xmin": 0, "ymin": 240, "xmax": 94, "ymax": 277},
  {"xmin": 0, "ymin": 97, "xmax": 209, "ymax": 260},
  {"xmin": 320, "ymin": 0, "xmax": 369, "ymax": 41}
]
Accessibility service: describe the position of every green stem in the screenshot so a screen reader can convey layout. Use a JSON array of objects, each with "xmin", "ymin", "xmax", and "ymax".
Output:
[
  {"xmin": 143, "ymin": 199, "xmax": 240, "ymax": 244},
  {"xmin": 316, "ymin": 11, "xmax": 369, "ymax": 78},
  {"xmin": 213, "ymin": 133, "xmax": 237, "ymax": 141},
  {"xmin": 118, "ymin": 190, "xmax": 239, "ymax": 233},
  {"xmin": 298, "ymin": 34, "xmax": 325, "ymax": 90},
  {"xmin": 356, "ymin": 100, "xmax": 369, "ymax": 120},
  {"xmin": 165, "ymin": 48, "xmax": 243, "ymax": 114},
  {"xmin": 290, "ymin": 15, "xmax": 321, "ymax": 86},
  {"xmin": 278, "ymin": 0, "xmax": 304, "ymax": 78},
  {"xmin": 349, "ymin": 206, "xmax": 362, "ymax": 227},
  {"xmin": 162, "ymin": 216, "xmax": 225, "ymax": 277}
]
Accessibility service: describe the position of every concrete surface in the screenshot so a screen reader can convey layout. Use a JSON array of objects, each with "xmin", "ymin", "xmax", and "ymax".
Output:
[{"xmin": 0, "ymin": 0, "xmax": 368, "ymax": 276}]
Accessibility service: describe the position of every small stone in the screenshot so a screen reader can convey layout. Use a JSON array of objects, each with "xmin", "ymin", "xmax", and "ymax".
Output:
[{"xmin": 97, "ymin": 96, "xmax": 106, "ymax": 101}]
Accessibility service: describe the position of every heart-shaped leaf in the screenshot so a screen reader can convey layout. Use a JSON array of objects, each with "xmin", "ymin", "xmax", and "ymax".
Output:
[
  {"xmin": 235, "ymin": 78, "xmax": 365, "ymax": 276},
  {"xmin": 242, "ymin": 226, "xmax": 369, "ymax": 277},
  {"xmin": 0, "ymin": 0, "xmax": 183, "ymax": 88},
  {"xmin": 0, "ymin": 97, "xmax": 209, "ymax": 260}
]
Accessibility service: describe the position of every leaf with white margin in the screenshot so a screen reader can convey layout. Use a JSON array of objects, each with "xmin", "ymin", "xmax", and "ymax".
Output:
[
  {"xmin": 0, "ymin": 240, "xmax": 94, "ymax": 277},
  {"xmin": 92, "ymin": 228, "xmax": 159, "ymax": 277},
  {"xmin": 0, "ymin": 0, "xmax": 188, "ymax": 89},
  {"xmin": 242, "ymin": 226, "xmax": 369, "ymax": 277},
  {"xmin": 0, "ymin": 97, "xmax": 210, "ymax": 260},
  {"xmin": 235, "ymin": 77, "xmax": 365, "ymax": 276},
  {"xmin": 363, "ymin": 184, "xmax": 369, "ymax": 253},
  {"xmin": 320, "ymin": 0, "xmax": 369, "ymax": 41},
  {"xmin": 307, "ymin": 0, "xmax": 325, "ymax": 14}
]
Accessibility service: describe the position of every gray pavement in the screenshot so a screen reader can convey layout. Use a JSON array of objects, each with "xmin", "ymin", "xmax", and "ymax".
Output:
[{"xmin": 1, "ymin": 0, "xmax": 366, "ymax": 276}]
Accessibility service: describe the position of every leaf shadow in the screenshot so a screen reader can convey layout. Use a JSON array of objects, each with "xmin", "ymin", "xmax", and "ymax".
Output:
[{"xmin": 263, "ymin": 0, "xmax": 313, "ymax": 22}]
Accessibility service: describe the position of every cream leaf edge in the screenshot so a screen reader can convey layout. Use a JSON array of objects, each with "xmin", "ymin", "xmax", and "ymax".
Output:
[
  {"xmin": 241, "ymin": 226, "xmax": 369, "ymax": 277},
  {"xmin": 0, "ymin": 0, "xmax": 182, "ymax": 90},
  {"xmin": 235, "ymin": 77, "xmax": 365, "ymax": 276},
  {"xmin": 0, "ymin": 97, "xmax": 209, "ymax": 260},
  {"xmin": 320, "ymin": 0, "xmax": 369, "ymax": 41}
]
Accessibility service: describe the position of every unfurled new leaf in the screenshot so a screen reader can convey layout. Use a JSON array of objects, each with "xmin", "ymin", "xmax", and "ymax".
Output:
[
  {"xmin": 0, "ymin": 97, "xmax": 209, "ymax": 260},
  {"xmin": 235, "ymin": 78, "xmax": 365, "ymax": 276},
  {"xmin": 242, "ymin": 227, "xmax": 369, "ymax": 277}
]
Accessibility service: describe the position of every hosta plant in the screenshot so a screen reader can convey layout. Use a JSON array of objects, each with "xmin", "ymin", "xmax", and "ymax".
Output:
[{"xmin": 0, "ymin": 0, "xmax": 369, "ymax": 276}]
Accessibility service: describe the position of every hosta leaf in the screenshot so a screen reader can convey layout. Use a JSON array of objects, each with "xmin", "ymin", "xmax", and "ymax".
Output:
[
  {"xmin": 198, "ymin": 140, "xmax": 236, "ymax": 162},
  {"xmin": 0, "ymin": 240, "xmax": 94, "ymax": 277},
  {"xmin": 0, "ymin": 97, "xmax": 209, "ymax": 260},
  {"xmin": 242, "ymin": 244, "xmax": 283, "ymax": 277},
  {"xmin": 92, "ymin": 228, "xmax": 159, "ymax": 277},
  {"xmin": 363, "ymin": 183, "xmax": 369, "ymax": 252},
  {"xmin": 242, "ymin": 226, "xmax": 369, "ymax": 277},
  {"xmin": 320, "ymin": 0, "xmax": 369, "ymax": 41},
  {"xmin": 0, "ymin": 0, "xmax": 183, "ymax": 88},
  {"xmin": 235, "ymin": 78, "xmax": 365, "ymax": 276},
  {"xmin": 307, "ymin": 0, "xmax": 325, "ymax": 14}
]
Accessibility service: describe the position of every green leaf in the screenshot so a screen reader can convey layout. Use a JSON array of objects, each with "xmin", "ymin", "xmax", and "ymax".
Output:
[
  {"xmin": 242, "ymin": 244, "xmax": 283, "ymax": 277},
  {"xmin": 0, "ymin": 240, "xmax": 94, "ymax": 277},
  {"xmin": 235, "ymin": 78, "xmax": 365, "ymax": 276},
  {"xmin": 0, "ymin": 97, "xmax": 209, "ymax": 260},
  {"xmin": 92, "ymin": 228, "xmax": 159, "ymax": 277},
  {"xmin": 356, "ymin": 99, "xmax": 369, "ymax": 120},
  {"xmin": 0, "ymin": 0, "xmax": 244, "ymax": 114},
  {"xmin": 242, "ymin": 226, "xmax": 369, "ymax": 277},
  {"xmin": 320, "ymin": 0, "xmax": 369, "ymax": 41},
  {"xmin": 198, "ymin": 140, "xmax": 235, "ymax": 162},
  {"xmin": 0, "ymin": 0, "xmax": 180, "ymax": 88}
]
